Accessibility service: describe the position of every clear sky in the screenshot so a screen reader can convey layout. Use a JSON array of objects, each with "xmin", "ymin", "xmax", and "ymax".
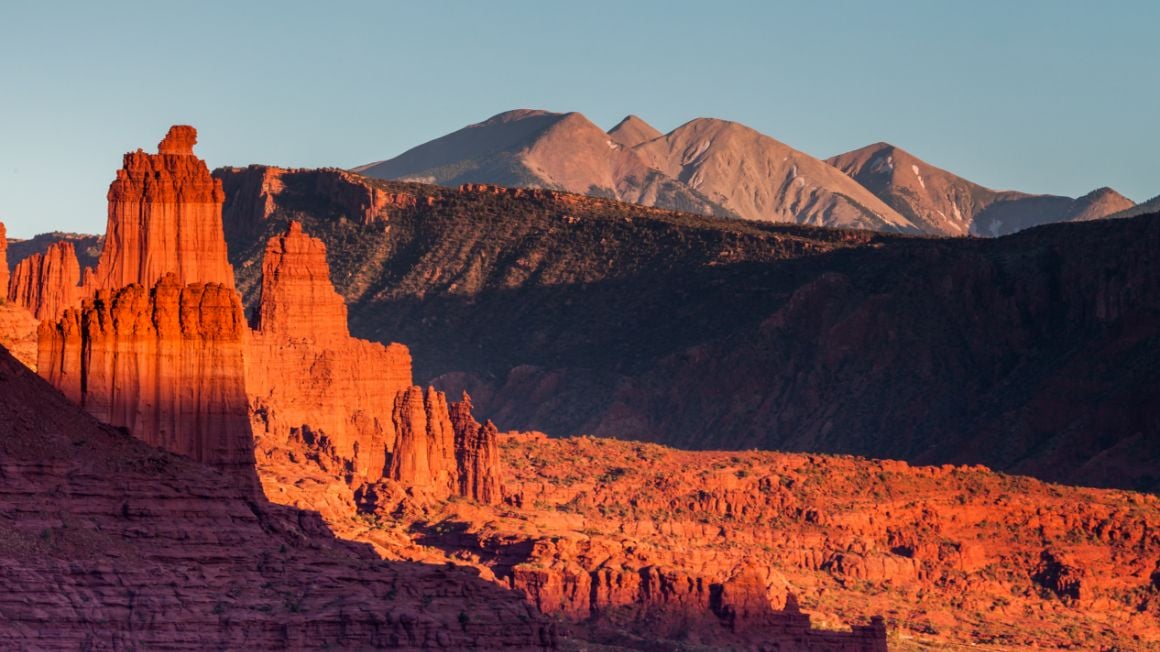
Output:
[{"xmin": 1, "ymin": 0, "xmax": 1157, "ymax": 237}]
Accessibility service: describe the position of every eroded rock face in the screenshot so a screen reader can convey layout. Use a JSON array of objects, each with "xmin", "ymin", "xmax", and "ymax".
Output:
[
  {"xmin": 37, "ymin": 275, "xmax": 254, "ymax": 473},
  {"xmin": 7, "ymin": 240, "xmax": 81, "ymax": 320},
  {"xmin": 388, "ymin": 386, "xmax": 459, "ymax": 498},
  {"xmin": 91, "ymin": 125, "xmax": 234, "ymax": 291},
  {"xmin": 450, "ymin": 393, "xmax": 503, "ymax": 504},
  {"xmin": 0, "ymin": 221, "xmax": 8, "ymax": 294},
  {"xmin": 246, "ymin": 221, "xmax": 413, "ymax": 481},
  {"xmin": 256, "ymin": 220, "xmax": 348, "ymax": 338}
]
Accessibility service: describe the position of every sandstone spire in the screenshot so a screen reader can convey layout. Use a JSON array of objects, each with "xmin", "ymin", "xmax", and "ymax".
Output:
[
  {"xmin": 90, "ymin": 125, "xmax": 235, "ymax": 291},
  {"xmin": 246, "ymin": 221, "xmax": 412, "ymax": 481},
  {"xmin": 388, "ymin": 386, "xmax": 460, "ymax": 498},
  {"xmin": 450, "ymin": 392, "xmax": 503, "ymax": 504},
  {"xmin": 256, "ymin": 220, "xmax": 348, "ymax": 338},
  {"xmin": 0, "ymin": 221, "xmax": 8, "ymax": 295},
  {"xmin": 7, "ymin": 241, "xmax": 81, "ymax": 320}
]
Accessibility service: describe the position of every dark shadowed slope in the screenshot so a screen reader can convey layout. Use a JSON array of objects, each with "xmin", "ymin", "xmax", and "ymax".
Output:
[
  {"xmin": 216, "ymin": 166, "xmax": 1160, "ymax": 492},
  {"xmin": 0, "ymin": 343, "xmax": 553, "ymax": 649}
]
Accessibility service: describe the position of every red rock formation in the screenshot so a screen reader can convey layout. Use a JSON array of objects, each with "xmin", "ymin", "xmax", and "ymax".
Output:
[
  {"xmin": 256, "ymin": 220, "xmax": 348, "ymax": 338},
  {"xmin": 37, "ymin": 275, "xmax": 254, "ymax": 473},
  {"xmin": 7, "ymin": 240, "xmax": 82, "ymax": 320},
  {"xmin": 90, "ymin": 125, "xmax": 234, "ymax": 291},
  {"xmin": 0, "ymin": 221, "xmax": 8, "ymax": 295},
  {"xmin": 0, "ymin": 304, "xmax": 37, "ymax": 369},
  {"xmin": 388, "ymin": 386, "xmax": 459, "ymax": 498},
  {"xmin": 246, "ymin": 221, "xmax": 413, "ymax": 480},
  {"xmin": 450, "ymin": 393, "xmax": 503, "ymax": 504}
]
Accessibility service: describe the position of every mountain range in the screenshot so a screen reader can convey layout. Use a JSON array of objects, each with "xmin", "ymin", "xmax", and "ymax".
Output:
[{"xmin": 355, "ymin": 109, "xmax": 1135, "ymax": 237}]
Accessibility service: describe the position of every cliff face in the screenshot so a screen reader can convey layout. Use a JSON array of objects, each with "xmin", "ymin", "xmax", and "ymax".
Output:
[
  {"xmin": 7, "ymin": 240, "xmax": 81, "ymax": 320},
  {"xmin": 91, "ymin": 125, "xmax": 234, "ymax": 291},
  {"xmin": 0, "ymin": 222, "xmax": 38, "ymax": 369},
  {"xmin": 38, "ymin": 275, "xmax": 254, "ymax": 473}
]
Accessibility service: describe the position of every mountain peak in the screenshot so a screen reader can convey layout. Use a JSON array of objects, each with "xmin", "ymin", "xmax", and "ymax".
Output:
[
  {"xmin": 474, "ymin": 108, "xmax": 562, "ymax": 127},
  {"xmin": 607, "ymin": 114, "xmax": 662, "ymax": 147}
]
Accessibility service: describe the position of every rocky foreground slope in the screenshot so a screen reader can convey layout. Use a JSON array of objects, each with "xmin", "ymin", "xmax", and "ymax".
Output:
[
  {"xmin": 0, "ymin": 344, "xmax": 554, "ymax": 648},
  {"xmin": 214, "ymin": 167, "xmax": 1160, "ymax": 493}
]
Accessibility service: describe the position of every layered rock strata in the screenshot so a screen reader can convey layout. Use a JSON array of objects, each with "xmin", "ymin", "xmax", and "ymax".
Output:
[
  {"xmin": 37, "ymin": 275, "xmax": 254, "ymax": 473},
  {"xmin": 0, "ymin": 221, "xmax": 8, "ymax": 292},
  {"xmin": 246, "ymin": 221, "xmax": 413, "ymax": 480},
  {"xmin": 90, "ymin": 125, "xmax": 235, "ymax": 291}
]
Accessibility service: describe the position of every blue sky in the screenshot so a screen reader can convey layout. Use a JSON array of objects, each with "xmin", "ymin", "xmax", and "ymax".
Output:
[{"xmin": 1, "ymin": 0, "xmax": 1157, "ymax": 237}]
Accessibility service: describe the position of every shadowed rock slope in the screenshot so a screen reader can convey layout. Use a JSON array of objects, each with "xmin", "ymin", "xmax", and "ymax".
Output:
[
  {"xmin": 216, "ymin": 167, "xmax": 1160, "ymax": 492},
  {"xmin": 0, "ymin": 344, "xmax": 554, "ymax": 649}
]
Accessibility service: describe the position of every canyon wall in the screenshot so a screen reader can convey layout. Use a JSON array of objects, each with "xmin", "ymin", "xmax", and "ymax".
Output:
[{"xmin": 0, "ymin": 221, "xmax": 8, "ymax": 293}]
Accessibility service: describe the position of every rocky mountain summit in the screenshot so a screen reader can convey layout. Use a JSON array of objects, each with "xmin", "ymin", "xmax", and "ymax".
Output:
[
  {"xmin": 355, "ymin": 109, "xmax": 1135, "ymax": 236},
  {"xmin": 827, "ymin": 142, "xmax": 1135, "ymax": 236}
]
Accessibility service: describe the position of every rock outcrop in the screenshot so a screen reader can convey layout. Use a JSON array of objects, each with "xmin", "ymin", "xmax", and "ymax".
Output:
[
  {"xmin": 38, "ymin": 275, "xmax": 254, "ymax": 474},
  {"xmin": 0, "ymin": 221, "xmax": 8, "ymax": 293},
  {"xmin": 388, "ymin": 386, "xmax": 459, "ymax": 498},
  {"xmin": 246, "ymin": 221, "xmax": 414, "ymax": 481},
  {"xmin": 90, "ymin": 125, "xmax": 235, "ymax": 291},
  {"xmin": 450, "ymin": 393, "xmax": 503, "ymax": 504},
  {"xmin": 7, "ymin": 240, "xmax": 81, "ymax": 320},
  {"xmin": 255, "ymin": 220, "xmax": 349, "ymax": 338}
]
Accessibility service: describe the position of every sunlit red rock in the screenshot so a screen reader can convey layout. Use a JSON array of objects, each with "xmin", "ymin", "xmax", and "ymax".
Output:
[
  {"xmin": 246, "ymin": 221, "xmax": 413, "ymax": 480},
  {"xmin": 0, "ymin": 221, "xmax": 8, "ymax": 294},
  {"xmin": 7, "ymin": 240, "xmax": 81, "ymax": 320},
  {"xmin": 90, "ymin": 125, "xmax": 235, "ymax": 291},
  {"xmin": 388, "ymin": 386, "xmax": 459, "ymax": 498},
  {"xmin": 450, "ymin": 393, "xmax": 503, "ymax": 504},
  {"xmin": 37, "ymin": 275, "xmax": 254, "ymax": 474}
]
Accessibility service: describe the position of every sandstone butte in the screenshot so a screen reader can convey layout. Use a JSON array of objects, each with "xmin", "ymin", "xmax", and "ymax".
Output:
[{"xmin": 11, "ymin": 125, "xmax": 1158, "ymax": 649}]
